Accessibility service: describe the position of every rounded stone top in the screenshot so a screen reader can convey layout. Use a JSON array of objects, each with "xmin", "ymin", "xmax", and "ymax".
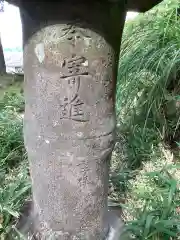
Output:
[{"xmin": 6, "ymin": 0, "xmax": 163, "ymax": 12}]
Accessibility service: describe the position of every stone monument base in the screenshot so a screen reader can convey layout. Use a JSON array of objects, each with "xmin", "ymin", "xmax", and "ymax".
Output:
[
  {"xmin": 106, "ymin": 211, "xmax": 124, "ymax": 240},
  {"xmin": 10, "ymin": 200, "xmax": 125, "ymax": 240}
]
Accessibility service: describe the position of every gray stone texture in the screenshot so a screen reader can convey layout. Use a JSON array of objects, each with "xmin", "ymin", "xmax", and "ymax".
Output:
[{"xmin": 22, "ymin": 2, "xmax": 126, "ymax": 239}]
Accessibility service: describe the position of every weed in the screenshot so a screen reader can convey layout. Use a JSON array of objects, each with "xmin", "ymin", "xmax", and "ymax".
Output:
[
  {"xmin": 113, "ymin": 0, "xmax": 180, "ymax": 239},
  {"xmin": 0, "ymin": 78, "xmax": 29, "ymax": 239},
  {"xmin": 0, "ymin": 165, "xmax": 30, "ymax": 238}
]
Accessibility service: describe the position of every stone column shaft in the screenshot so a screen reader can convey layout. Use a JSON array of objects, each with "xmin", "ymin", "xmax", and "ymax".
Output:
[{"xmin": 21, "ymin": 2, "xmax": 126, "ymax": 239}]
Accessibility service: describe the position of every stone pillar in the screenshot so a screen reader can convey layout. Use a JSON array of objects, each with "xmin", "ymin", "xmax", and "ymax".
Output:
[{"xmin": 21, "ymin": 1, "xmax": 126, "ymax": 239}]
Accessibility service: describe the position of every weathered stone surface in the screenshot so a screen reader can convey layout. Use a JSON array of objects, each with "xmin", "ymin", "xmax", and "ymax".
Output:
[
  {"xmin": 22, "ymin": 1, "xmax": 126, "ymax": 239},
  {"xmin": 11, "ymin": 201, "xmax": 125, "ymax": 239}
]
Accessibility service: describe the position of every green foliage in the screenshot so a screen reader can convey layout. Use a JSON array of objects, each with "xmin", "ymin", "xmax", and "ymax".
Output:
[
  {"xmin": 114, "ymin": 0, "xmax": 180, "ymax": 239},
  {"xmin": 0, "ymin": 166, "xmax": 30, "ymax": 238},
  {"xmin": 0, "ymin": 83, "xmax": 29, "ymax": 238},
  {"xmin": 0, "ymin": 85, "xmax": 25, "ymax": 170},
  {"xmin": 123, "ymin": 161, "xmax": 180, "ymax": 239},
  {"xmin": 0, "ymin": 91, "xmax": 24, "ymax": 113},
  {"xmin": 117, "ymin": 0, "xmax": 180, "ymax": 168},
  {"xmin": 0, "ymin": 111, "xmax": 25, "ymax": 170}
]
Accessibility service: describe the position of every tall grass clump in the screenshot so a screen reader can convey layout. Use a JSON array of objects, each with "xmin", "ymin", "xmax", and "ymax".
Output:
[
  {"xmin": 114, "ymin": 0, "xmax": 180, "ymax": 239},
  {"xmin": 0, "ymin": 92, "xmax": 25, "ymax": 170},
  {"xmin": 0, "ymin": 86, "xmax": 30, "ymax": 238},
  {"xmin": 117, "ymin": 0, "xmax": 180, "ymax": 168},
  {"xmin": 122, "ymin": 146, "xmax": 180, "ymax": 239}
]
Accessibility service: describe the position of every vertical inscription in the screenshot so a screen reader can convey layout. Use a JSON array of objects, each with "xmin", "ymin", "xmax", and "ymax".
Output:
[
  {"xmin": 60, "ymin": 54, "xmax": 89, "ymax": 122},
  {"xmin": 58, "ymin": 24, "xmax": 91, "ymax": 121}
]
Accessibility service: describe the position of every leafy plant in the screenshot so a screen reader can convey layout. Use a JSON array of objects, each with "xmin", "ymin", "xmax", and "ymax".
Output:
[
  {"xmin": 116, "ymin": 0, "xmax": 180, "ymax": 168},
  {"xmin": 124, "ymin": 166, "xmax": 180, "ymax": 239},
  {"xmin": 0, "ymin": 91, "xmax": 24, "ymax": 113},
  {"xmin": 0, "ymin": 80, "xmax": 29, "ymax": 239},
  {"xmin": 0, "ymin": 110, "xmax": 25, "ymax": 170},
  {"xmin": 0, "ymin": 168, "xmax": 30, "ymax": 237},
  {"xmin": 113, "ymin": 0, "xmax": 180, "ymax": 239}
]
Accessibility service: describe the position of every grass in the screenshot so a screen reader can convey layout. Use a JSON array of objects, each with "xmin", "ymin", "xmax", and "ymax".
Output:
[
  {"xmin": 0, "ymin": 76, "xmax": 30, "ymax": 239},
  {"xmin": 112, "ymin": 0, "xmax": 180, "ymax": 239}
]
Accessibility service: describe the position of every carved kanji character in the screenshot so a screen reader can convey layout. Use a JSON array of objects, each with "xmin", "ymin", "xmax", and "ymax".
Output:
[{"xmin": 60, "ymin": 55, "xmax": 88, "ymax": 78}]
